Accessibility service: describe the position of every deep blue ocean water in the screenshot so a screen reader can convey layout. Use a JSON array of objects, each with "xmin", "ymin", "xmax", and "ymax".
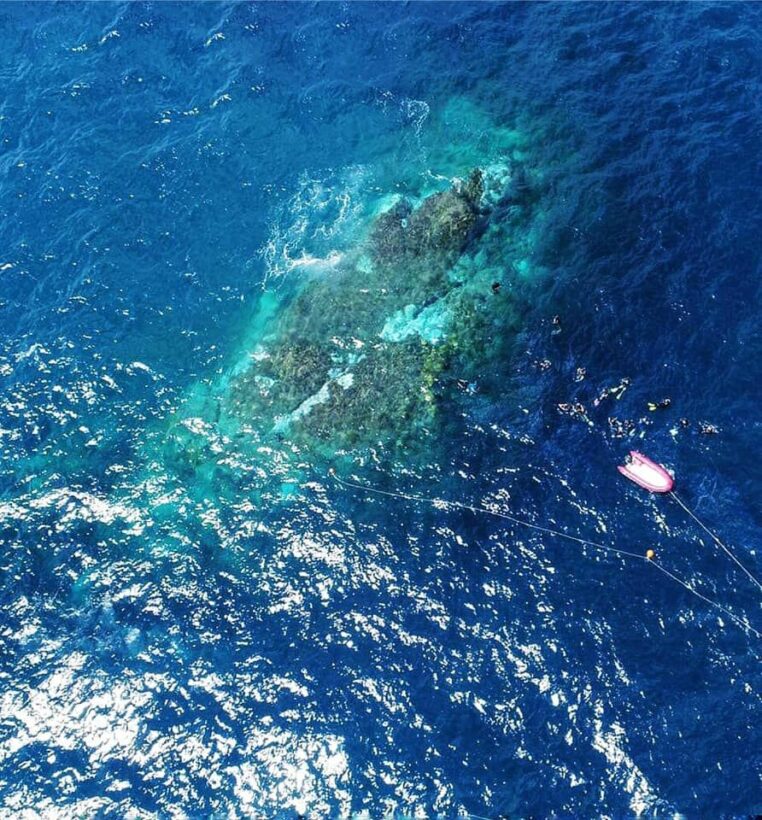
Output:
[{"xmin": 0, "ymin": 2, "xmax": 760, "ymax": 816}]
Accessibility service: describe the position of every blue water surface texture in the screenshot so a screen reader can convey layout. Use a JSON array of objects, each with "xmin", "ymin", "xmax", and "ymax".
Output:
[{"xmin": 0, "ymin": 2, "xmax": 760, "ymax": 817}]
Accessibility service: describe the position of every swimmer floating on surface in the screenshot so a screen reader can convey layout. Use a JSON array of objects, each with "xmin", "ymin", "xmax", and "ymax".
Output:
[{"xmin": 593, "ymin": 377, "xmax": 630, "ymax": 407}]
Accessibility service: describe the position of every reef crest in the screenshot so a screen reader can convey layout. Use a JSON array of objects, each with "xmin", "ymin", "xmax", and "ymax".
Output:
[{"xmin": 220, "ymin": 158, "xmax": 541, "ymax": 454}]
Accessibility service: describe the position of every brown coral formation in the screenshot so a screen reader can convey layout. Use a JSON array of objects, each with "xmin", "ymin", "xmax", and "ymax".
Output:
[{"xmin": 222, "ymin": 163, "xmax": 532, "ymax": 454}]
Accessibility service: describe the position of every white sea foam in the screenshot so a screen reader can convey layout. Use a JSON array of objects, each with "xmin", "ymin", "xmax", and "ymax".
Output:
[{"xmin": 259, "ymin": 167, "xmax": 368, "ymax": 288}]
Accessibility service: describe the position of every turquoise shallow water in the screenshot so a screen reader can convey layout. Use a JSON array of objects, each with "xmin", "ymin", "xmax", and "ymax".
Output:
[{"xmin": 0, "ymin": 3, "xmax": 761, "ymax": 816}]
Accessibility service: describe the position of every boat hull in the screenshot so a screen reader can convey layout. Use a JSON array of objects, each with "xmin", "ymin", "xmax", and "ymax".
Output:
[{"xmin": 618, "ymin": 450, "xmax": 674, "ymax": 493}]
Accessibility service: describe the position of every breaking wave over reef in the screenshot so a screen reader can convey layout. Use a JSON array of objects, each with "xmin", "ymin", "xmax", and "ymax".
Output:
[{"xmin": 0, "ymin": 3, "xmax": 760, "ymax": 817}]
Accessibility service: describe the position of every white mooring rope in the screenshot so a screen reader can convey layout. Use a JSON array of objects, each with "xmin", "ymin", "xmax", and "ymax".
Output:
[{"xmin": 330, "ymin": 470, "xmax": 760, "ymax": 640}]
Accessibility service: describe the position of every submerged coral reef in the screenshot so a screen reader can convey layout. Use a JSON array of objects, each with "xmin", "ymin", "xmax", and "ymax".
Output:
[{"xmin": 220, "ymin": 158, "xmax": 541, "ymax": 454}]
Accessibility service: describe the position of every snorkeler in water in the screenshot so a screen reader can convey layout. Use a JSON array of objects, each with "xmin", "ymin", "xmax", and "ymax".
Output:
[
  {"xmin": 557, "ymin": 402, "xmax": 591, "ymax": 424},
  {"xmin": 593, "ymin": 377, "xmax": 631, "ymax": 407},
  {"xmin": 608, "ymin": 416, "xmax": 638, "ymax": 438},
  {"xmin": 647, "ymin": 397, "xmax": 672, "ymax": 411},
  {"xmin": 607, "ymin": 416, "xmax": 637, "ymax": 438}
]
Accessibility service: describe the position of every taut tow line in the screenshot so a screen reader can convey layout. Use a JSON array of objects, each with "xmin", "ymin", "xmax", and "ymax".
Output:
[
  {"xmin": 329, "ymin": 463, "xmax": 760, "ymax": 640},
  {"xmin": 618, "ymin": 449, "xmax": 762, "ymax": 593},
  {"xmin": 669, "ymin": 490, "xmax": 762, "ymax": 594}
]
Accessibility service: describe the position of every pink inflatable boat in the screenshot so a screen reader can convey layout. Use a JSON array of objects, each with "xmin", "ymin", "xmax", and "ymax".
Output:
[{"xmin": 618, "ymin": 450, "xmax": 674, "ymax": 493}]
